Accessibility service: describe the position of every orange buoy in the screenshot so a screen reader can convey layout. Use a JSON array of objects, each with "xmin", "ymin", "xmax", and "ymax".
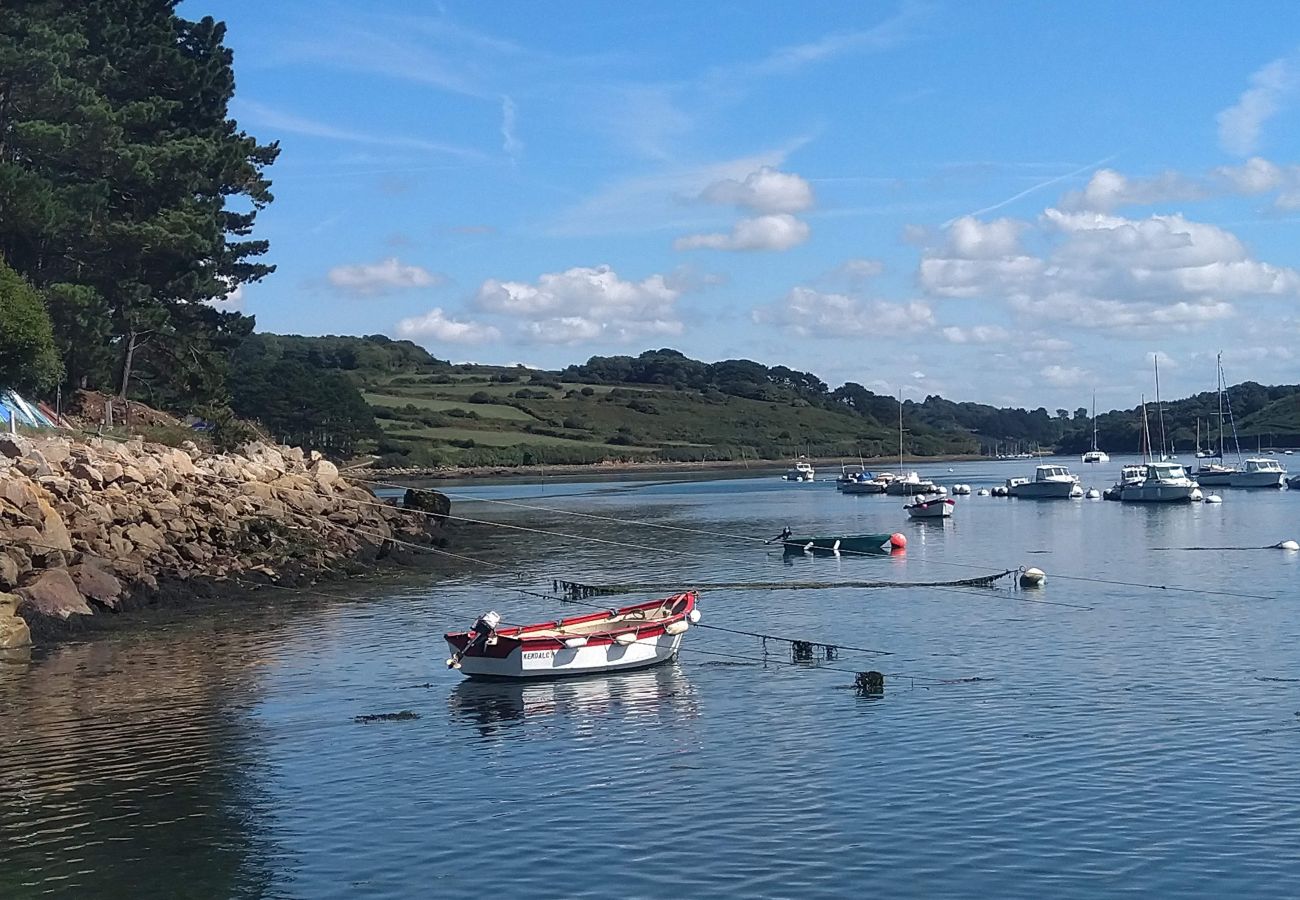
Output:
[{"xmin": 890, "ymin": 532, "xmax": 908, "ymax": 549}]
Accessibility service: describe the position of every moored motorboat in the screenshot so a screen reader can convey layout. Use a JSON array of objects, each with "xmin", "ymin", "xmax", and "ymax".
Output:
[
  {"xmin": 884, "ymin": 471, "xmax": 941, "ymax": 495},
  {"xmin": 783, "ymin": 460, "xmax": 816, "ymax": 481},
  {"xmin": 1120, "ymin": 462, "xmax": 1199, "ymax": 503},
  {"xmin": 1287, "ymin": 473, "xmax": 1300, "ymax": 490},
  {"xmin": 840, "ymin": 473, "xmax": 892, "ymax": 494},
  {"xmin": 1009, "ymin": 464, "xmax": 1081, "ymax": 498},
  {"xmin": 905, "ymin": 496, "xmax": 955, "ymax": 519},
  {"xmin": 1103, "ymin": 464, "xmax": 1145, "ymax": 501},
  {"xmin": 445, "ymin": 592, "xmax": 699, "ymax": 679},
  {"xmin": 835, "ymin": 464, "xmax": 866, "ymax": 488},
  {"xmin": 1227, "ymin": 457, "xmax": 1287, "ymax": 488}
]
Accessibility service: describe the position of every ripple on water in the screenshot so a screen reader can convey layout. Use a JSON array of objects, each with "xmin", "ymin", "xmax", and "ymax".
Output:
[{"xmin": 3, "ymin": 467, "xmax": 1300, "ymax": 898}]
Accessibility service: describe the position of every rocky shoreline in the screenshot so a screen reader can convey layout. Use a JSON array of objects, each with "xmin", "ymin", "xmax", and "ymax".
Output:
[{"xmin": 1, "ymin": 433, "xmax": 449, "ymax": 650}]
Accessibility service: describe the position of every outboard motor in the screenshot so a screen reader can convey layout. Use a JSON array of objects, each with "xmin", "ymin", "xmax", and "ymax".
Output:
[{"xmin": 446, "ymin": 610, "xmax": 502, "ymax": 669}]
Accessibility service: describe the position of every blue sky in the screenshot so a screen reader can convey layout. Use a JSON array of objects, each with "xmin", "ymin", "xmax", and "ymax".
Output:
[{"xmin": 193, "ymin": 1, "xmax": 1300, "ymax": 410}]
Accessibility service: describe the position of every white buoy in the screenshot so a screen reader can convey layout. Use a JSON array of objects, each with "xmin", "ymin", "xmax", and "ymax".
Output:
[
  {"xmin": 1204, "ymin": 494, "xmax": 1223, "ymax": 504},
  {"xmin": 615, "ymin": 632, "xmax": 637, "ymax": 646},
  {"xmin": 1085, "ymin": 488, "xmax": 1100, "ymax": 499},
  {"xmin": 664, "ymin": 620, "xmax": 690, "ymax": 635},
  {"xmin": 1020, "ymin": 567, "xmax": 1046, "ymax": 588},
  {"xmin": 1190, "ymin": 488, "xmax": 1204, "ymax": 501},
  {"xmin": 688, "ymin": 608, "xmax": 702, "ymax": 624},
  {"xmin": 977, "ymin": 488, "xmax": 990, "ymax": 496},
  {"xmin": 1277, "ymin": 540, "xmax": 1300, "ymax": 551}
]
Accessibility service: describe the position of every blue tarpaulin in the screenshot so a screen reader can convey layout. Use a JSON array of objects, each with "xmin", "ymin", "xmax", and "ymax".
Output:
[{"xmin": 0, "ymin": 389, "xmax": 56, "ymax": 428}]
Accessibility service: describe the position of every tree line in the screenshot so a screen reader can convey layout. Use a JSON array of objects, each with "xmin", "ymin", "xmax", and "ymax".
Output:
[{"xmin": 1, "ymin": 1, "xmax": 275, "ymax": 406}]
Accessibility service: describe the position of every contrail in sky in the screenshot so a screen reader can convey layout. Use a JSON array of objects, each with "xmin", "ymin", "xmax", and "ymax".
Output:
[{"xmin": 942, "ymin": 153, "xmax": 1119, "ymax": 227}]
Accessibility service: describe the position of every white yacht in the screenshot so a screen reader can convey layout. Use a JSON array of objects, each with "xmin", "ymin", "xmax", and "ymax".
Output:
[
  {"xmin": 1228, "ymin": 457, "xmax": 1287, "ymax": 488},
  {"xmin": 1081, "ymin": 391, "xmax": 1109, "ymax": 464},
  {"xmin": 783, "ymin": 461, "xmax": 815, "ymax": 482},
  {"xmin": 1120, "ymin": 462, "xmax": 1199, "ymax": 503},
  {"xmin": 1010, "ymin": 464, "xmax": 1081, "ymax": 498},
  {"xmin": 884, "ymin": 470, "xmax": 941, "ymax": 496}
]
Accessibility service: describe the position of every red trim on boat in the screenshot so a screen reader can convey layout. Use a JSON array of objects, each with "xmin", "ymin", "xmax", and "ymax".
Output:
[{"xmin": 445, "ymin": 592, "xmax": 697, "ymax": 659}]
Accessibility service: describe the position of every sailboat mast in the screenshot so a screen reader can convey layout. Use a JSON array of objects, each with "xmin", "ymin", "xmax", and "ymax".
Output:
[
  {"xmin": 1216, "ymin": 351, "xmax": 1224, "ymax": 458},
  {"xmin": 897, "ymin": 390, "xmax": 903, "ymax": 471},
  {"xmin": 1091, "ymin": 390, "xmax": 1098, "ymax": 451},
  {"xmin": 1154, "ymin": 355, "xmax": 1168, "ymax": 459},
  {"xmin": 1141, "ymin": 394, "xmax": 1150, "ymax": 463}
]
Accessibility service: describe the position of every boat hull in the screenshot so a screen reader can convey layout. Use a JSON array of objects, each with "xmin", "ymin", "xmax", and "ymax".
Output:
[
  {"xmin": 841, "ymin": 481, "xmax": 887, "ymax": 494},
  {"xmin": 446, "ymin": 632, "xmax": 683, "ymax": 679},
  {"xmin": 1194, "ymin": 468, "xmax": 1235, "ymax": 487},
  {"xmin": 1010, "ymin": 481, "xmax": 1077, "ymax": 498},
  {"xmin": 1120, "ymin": 484, "xmax": 1197, "ymax": 503},
  {"xmin": 1082, "ymin": 451, "xmax": 1109, "ymax": 464},
  {"xmin": 885, "ymin": 481, "xmax": 938, "ymax": 496},
  {"xmin": 781, "ymin": 534, "xmax": 894, "ymax": 554},
  {"xmin": 1227, "ymin": 471, "xmax": 1286, "ymax": 488},
  {"xmin": 905, "ymin": 498, "xmax": 954, "ymax": 519}
]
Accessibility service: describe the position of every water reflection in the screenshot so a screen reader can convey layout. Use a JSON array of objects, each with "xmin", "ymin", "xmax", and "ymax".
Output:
[
  {"xmin": 0, "ymin": 632, "xmax": 275, "ymax": 898},
  {"xmin": 447, "ymin": 664, "xmax": 698, "ymax": 740}
]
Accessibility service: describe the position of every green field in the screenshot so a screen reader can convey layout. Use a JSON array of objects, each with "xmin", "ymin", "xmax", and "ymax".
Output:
[{"xmin": 363, "ymin": 392, "xmax": 536, "ymax": 421}]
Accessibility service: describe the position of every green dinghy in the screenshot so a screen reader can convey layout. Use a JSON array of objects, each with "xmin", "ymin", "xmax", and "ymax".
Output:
[{"xmin": 777, "ymin": 532, "xmax": 905, "ymax": 555}]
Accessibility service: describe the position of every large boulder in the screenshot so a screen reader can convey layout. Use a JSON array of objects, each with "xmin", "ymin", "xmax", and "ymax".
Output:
[
  {"xmin": 0, "ymin": 596, "xmax": 31, "ymax": 649},
  {"xmin": 69, "ymin": 562, "xmax": 124, "ymax": 609},
  {"xmin": 403, "ymin": 488, "xmax": 450, "ymax": 521},
  {"xmin": 0, "ymin": 554, "xmax": 20, "ymax": 590},
  {"xmin": 0, "ymin": 436, "xmax": 29, "ymax": 459},
  {"xmin": 17, "ymin": 569, "xmax": 93, "ymax": 619}
]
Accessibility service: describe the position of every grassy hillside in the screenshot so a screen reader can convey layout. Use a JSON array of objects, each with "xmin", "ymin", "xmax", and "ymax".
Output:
[
  {"xmin": 359, "ymin": 367, "xmax": 920, "ymax": 467},
  {"xmin": 239, "ymin": 337, "xmax": 1300, "ymax": 466}
]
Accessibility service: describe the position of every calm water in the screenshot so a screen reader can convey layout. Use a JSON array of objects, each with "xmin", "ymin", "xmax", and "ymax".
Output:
[{"xmin": 3, "ymin": 455, "xmax": 1299, "ymax": 899}]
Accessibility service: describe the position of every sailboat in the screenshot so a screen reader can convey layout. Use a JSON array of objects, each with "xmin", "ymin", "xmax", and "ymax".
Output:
[
  {"xmin": 1153, "ymin": 354, "xmax": 1174, "ymax": 460},
  {"xmin": 1081, "ymin": 390, "xmax": 1109, "ymax": 464},
  {"xmin": 885, "ymin": 392, "xmax": 939, "ymax": 496},
  {"xmin": 1196, "ymin": 353, "xmax": 1239, "ymax": 487},
  {"xmin": 1121, "ymin": 397, "xmax": 1198, "ymax": 503}
]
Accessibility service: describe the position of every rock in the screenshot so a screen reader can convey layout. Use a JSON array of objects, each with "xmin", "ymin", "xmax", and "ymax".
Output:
[
  {"xmin": 0, "ymin": 613, "xmax": 31, "ymax": 650},
  {"xmin": 403, "ymin": 488, "xmax": 450, "ymax": 520},
  {"xmin": 17, "ymin": 569, "xmax": 93, "ymax": 619},
  {"xmin": 68, "ymin": 460, "xmax": 105, "ymax": 487},
  {"xmin": 309, "ymin": 458, "xmax": 339, "ymax": 487},
  {"xmin": 69, "ymin": 563, "xmax": 124, "ymax": 609},
  {"xmin": 0, "ymin": 592, "xmax": 18, "ymax": 618},
  {"xmin": 98, "ymin": 461, "xmax": 124, "ymax": 484},
  {"xmin": 0, "ymin": 436, "xmax": 29, "ymax": 459},
  {"xmin": 1, "ymin": 475, "xmax": 39, "ymax": 513},
  {"xmin": 0, "ymin": 555, "xmax": 19, "ymax": 590},
  {"xmin": 35, "ymin": 497, "xmax": 72, "ymax": 552}
]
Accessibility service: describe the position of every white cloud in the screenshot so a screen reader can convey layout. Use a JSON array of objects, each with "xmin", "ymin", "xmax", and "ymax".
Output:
[
  {"xmin": 943, "ymin": 216, "xmax": 1026, "ymax": 258},
  {"xmin": 1217, "ymin": 57, "xmax": 1296, "ymax": 156},
  {"xmin": 234, "ymin": 99, "xmax": 482, "ymax": 159},
  {"xmin": 918, "ymin": 208, "xmax": 1300, "ymax": 332},
  {"xmin": 1059, "ymin": 168, "xmax": 1205, "ymax": 212},
  {"xmin": 1040, "ymin": 365, "xmax": 1088, "ymax": 388},
  {"xmin": 834, "ymin": 258, "xmax": 886, "ymax": 281},
  {"xmin": 207, "ymin": 283, "xmax": 244, "ymax": 311},
  {"xmin": 753, "ymin": 286, "xmax": 933, "ymax": 337},
  {"xmin": 941, "ymin": 324, "xmax": 1011, "ymax": 344},
  {"xmin": 699, "ymin": 166, "xmax": 814, "ymax": 213},
  {"xmin": 674, "ymin": 213, "xmax": 810, "ymax": 251},
  {"xmin": 501, "ymin": 95, "xmax": 523, "ymax": 162},
  {"xmin": 328, "ymin": 258, "xmax": 442, "ymax": 296},
  {"xmin": 474, "ymin": 265, "xmax": 684, "ymax": 344},
  {"xmin": 395, "ymin": 308, "xmax": 500, "ymax": 344}
]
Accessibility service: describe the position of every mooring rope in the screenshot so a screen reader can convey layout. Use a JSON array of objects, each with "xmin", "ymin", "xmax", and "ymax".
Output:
[{"xmin": 363, "ymin": 478, "xmax": 1285, "ymax": 602}]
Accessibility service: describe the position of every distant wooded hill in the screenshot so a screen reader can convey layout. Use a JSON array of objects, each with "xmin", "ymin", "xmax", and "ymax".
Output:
[{"xmin": 229, "ymin": 339, "xmax": 1300, "ymax": 465}]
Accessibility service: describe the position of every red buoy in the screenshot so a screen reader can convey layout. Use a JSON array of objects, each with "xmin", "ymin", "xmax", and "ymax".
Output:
[{"xmin": 890, "ymin": 532, "xmax": 907, "ymax": 549}]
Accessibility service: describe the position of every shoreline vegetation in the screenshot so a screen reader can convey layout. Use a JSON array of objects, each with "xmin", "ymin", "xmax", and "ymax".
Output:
[{"xmin": 360, "ymin": 452, "xmax": 995, "ymax": 483}]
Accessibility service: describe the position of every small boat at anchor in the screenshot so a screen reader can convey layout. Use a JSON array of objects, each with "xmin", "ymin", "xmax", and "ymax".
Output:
[
  {"xmin": 783, "ymin": 460, "xmax": 816, "ymax": 482},
  {"xmin": 775, "ymin": 530, "xmax": 907, "ymax": 555},
  {"xmin": 904, "ymin": 496, "xmax": 954, "ymax": 519},
  {"xmin": 1009, "ymin": 464, "xmax": 1081, "ymax": 499},
  {"xmin": 445, "ymin": 592, "xmax": 699, "ymax": 679}
]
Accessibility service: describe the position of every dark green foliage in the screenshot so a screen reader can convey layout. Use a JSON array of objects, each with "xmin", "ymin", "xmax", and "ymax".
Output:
[
  {"xmin": 228, "ymin": 348, "xmax": 379, "ymax": 457},
  {"xmin": 234, "ymin": 333, "xmax": 444, "ymax": 375},
  {"xmin": 0, "ymin": 1, "xmax": 277, "ymax": 406},
  {"xmin": 0, "ymin": 257, "xmax": 62, "ymax": 393}
]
